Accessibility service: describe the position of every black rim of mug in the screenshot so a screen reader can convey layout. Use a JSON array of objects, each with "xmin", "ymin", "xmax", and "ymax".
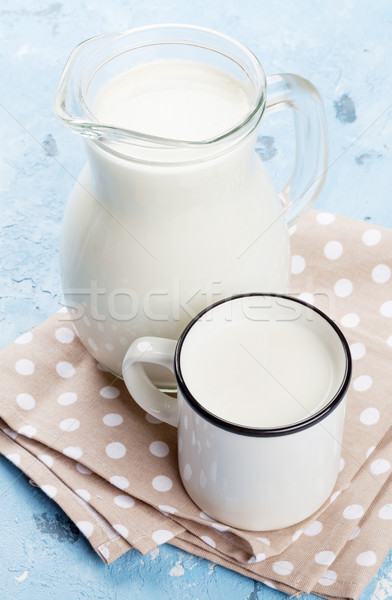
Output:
[{"xmin": 174, "ymin": 293, "xmax": 352, "ymax": 437}]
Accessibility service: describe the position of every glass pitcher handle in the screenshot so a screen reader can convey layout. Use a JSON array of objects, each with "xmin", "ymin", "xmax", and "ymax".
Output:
[{"xmin": 264, "ymin": 74, "xmax": 328, "ymax": 227}]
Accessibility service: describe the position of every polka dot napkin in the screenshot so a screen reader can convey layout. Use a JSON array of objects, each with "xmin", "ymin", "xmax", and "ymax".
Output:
[{"xmin": 1, "ymin": 209, "xmax": 391, "ymax": 600}]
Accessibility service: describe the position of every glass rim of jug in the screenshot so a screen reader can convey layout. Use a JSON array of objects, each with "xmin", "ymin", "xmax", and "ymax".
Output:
[{"xmin": 55, "ymin": 24, "xmax": 267, "ymax": 163}]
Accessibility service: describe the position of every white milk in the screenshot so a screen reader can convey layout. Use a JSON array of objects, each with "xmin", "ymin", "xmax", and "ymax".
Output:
[
  {"xmin": 92, "ymin": 60, "xmax": 251, "ymax": 141},
  {"xmin": 62, "ymin": 60, "xmax": 291, "ymax": 377},
  {"xmin": 181, "ymin": 318, "xmax": 341, "ymax": 428}
]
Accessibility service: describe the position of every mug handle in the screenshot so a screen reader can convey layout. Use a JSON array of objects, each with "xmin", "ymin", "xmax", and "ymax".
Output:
[
  {"xmin": 122, "ymin": 337, "xmax": 179, "ymax": 427},
  {"xmin": 264, "ymin": 74, "xmax": 328, "ymax": 227}
]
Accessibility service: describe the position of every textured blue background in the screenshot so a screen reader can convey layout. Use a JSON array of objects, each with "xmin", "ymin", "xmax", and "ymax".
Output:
[{"xmin": 1, "ymin": 1, "xmax": 391, "ymax": 598}]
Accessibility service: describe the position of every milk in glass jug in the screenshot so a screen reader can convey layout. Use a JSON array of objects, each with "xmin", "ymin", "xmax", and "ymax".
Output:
[{"xmin": 55, "ymin": 24, "xmax": 327, "ymax": 378}]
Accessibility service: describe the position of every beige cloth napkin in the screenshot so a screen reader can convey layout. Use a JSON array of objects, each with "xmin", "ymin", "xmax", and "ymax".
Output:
[{"xmin": 1, "ymin": 209, "xmax": 391, "ymax": 600}]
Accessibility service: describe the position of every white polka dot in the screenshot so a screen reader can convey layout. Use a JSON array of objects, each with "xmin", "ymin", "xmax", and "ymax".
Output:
[
  {"xmin": 291, "ymin": 255, "xmax": 306, "ymax": 274},
  {"xmin": 158, "ymin": 505, "xmax": 178, "ymax": 515},
  {"xmin": 330, "ymin": 490, "xmax": 341, "ymax": 503},
  {"xmin": 379, "ymin": 504, "xmax": 392, "ymax": 519},
  {"xmin": 178, "ymin": 436, "xmax": 183, "ymax": 454},
  {"xmin": 184, "ymin": 415, "xmax": 188, "ymax": 430},
  {"xmin": 152, "ymin": 475, "xmax": 173, "ymax": 492},
  {"xmin": 324, "ymin": 241, "xmax": 343, "ymax": 260},
  {"xmin": 82, "ymin": 315, "xmax": 91, "ymax": 327},
  {"xmin": 201, "ymin": 535, "xmax": 216, "ymax": 548},
  {"xmin": 15, "ymin": 331, "xmax": 33, "ymax": 344},
  {"xmin": 57, "ymin": 392, "xmax": 78, "ymax": 406},
  {"xmin": 55, "ymin": 327, "xmax": 75, "ymax": 343},
  {"xmin": 362, "ymin": 229, "xmax": 381, "ymax": 246},
  {"xmin": 100, "ymin": 546, "xmax": 109, "ymax": 560},
  {"xmin": 360, "ymin": 407, "xmax": 380, "ymax": 425},
  {"xmin": 16, "ymin": 393, "xmax": 35, "ymax": 410},
  {"xmin": 317, "ymin": 212, "xmax": 335, "ymax": 225},
  {"xmin": 152, "ymin": 529, "xmax": 174, "ymax": 544},
  {"xmin": 248, "ymin": 553, "xmax": 266, "ymax": 564},
  {"xmin": 59, "ymin": 418, "xmax": 80, "ymax": 432},
  {"xmin": 100, "ymin": 386, "xmax": 120, "ymax": 399},
  {"xmin": 350, "ymin": 342, "xmax": 366, "ymax": 360},
  {"xmin": 292, "ymin": 530, "xmax": 303, "ymax": 542},
  {"xmin": 343, "ymin": 504, "xmax": 364, "ymax": 520},
  {"xmin": 105, "ymin": 343, "xmax": 114, "ymax": 352},
  {"xmin": 366, "ymin": 446, "xmax": 376, "ymax": 458},
  {"xmin": 298, "ymin": 292, "xmax": 314, "ymax": 305},
  {"xmin": 356, "ymin": 551, "xmax": 376, "ymax": 566},
  {"xmin": 63, "ymin": 446, "xmax": 83, "ymax": 460},
  {"xmin": 380, "ymin": 301, "xmax": 392, "ymax": 318},
  {"xmin": 183, "ymin": 464, "xmax": 192, "ymax": 481},
  {"xmin": 273, "ymin": 561, "xmax": 294, "ymax": 575},
  {"xmin": 75, "ymin": 488, "xmax": 91, "ymax": 502},
  {"xmin": 263, "ymin": 581, "xmax": 276, "ymax": 589},
  {"xmin": 212, "ymin": 523, "xmax": 229, "ymax": 532},
  {"xmin": 315, "ymin": 551, "xmax": 336, "ymax": 566},
  {"xmin": 372, "ymin": 264, "xmax": 391, "ymax": 283},
  {"xmin": 370, "ymin": 459, "xmax": 391, "ymax": 475},
  {"xmin": 348, "ymin": 526, "xmax": 360, "ymax": 540},
  {"xmin": 88, "ymin": 338, "xmax": 98, "ymax": 351},
  {"xmin": 339, "ymin": 457, "xmax": 345, "ymax": 472},
  {"xmin": 304, "ymin": 521, "xmax": 323, "ymax": 536},
  {"xmin": 103, "ymin": 413, "xmax": 123, "ymax": 427},
  {"xmin": 97, "ymin": 322, "xmax": 105, "ymax": 332},
  {"xmin": 199, "ymin": 470, "xmax": 207, "ymax": 488},
  {"xmin": 6, "ymin": 453, "xmax": 21, "ymax": 466},
  {"xmin": 76, "ymin": 463, "xmax": 92, "ymax": 475},
  {"xmin": 113, "ymin": 524, "xmax": 129, "ymax": 537},
  {"xmin": 56, "ymin": 361, "xmax": 75, "ymax": 378},
  {"xmin": 76, "ymin": 521, "xmax": 94, "ymax": 538},
  {"xmin": 149, "ymin": 441, "xmax": 169, "ymax": 457},
  {"xmin": 145, "ymin": 413, "xmax": 162, "ymax": 424},
  {"xmin": 340, "ymin": 313, "xmax": 360, "ymax": 328},
  {"xmin": 256, "ymin": 537, "xmax": 271, "ymax": 546},
  {"xmin": 18, "ymin": 425, "xmax": 36, "ymax": 438},
  {"xmin": 288, "ymin": 224, "xmax": 297, "ymax": 235},
  {"xmin": 387, "ymin": 335, "xmax": 392, "ymax": 348},
  {"xmin": 318, "ymin": 570, "xmax": 337, "ymax": 587},
  {"xmin": 114, "ymin": 495, "xmax": 135, "ymax": 508},
  {"xmin": 110, "ymin": 476, "xmax": 129, "ymax": 490},
  {"xmin": 354, "ymin": 375, "xmax": 373, "ymax": 392},
  {"xmin": 3, "ymin": 428, "xmax": 17, "ymax": 440},
  {"xmin": 15, "ymin": 359, "xmax": 35, "ymax": 375},
  {"xmin": 39, "ymin": 454, "xmax": 53, "ymax": 468},
  {"xmin": 334, "ymin": 278, "xmax": 353, "ymax": 297},
  {"xmin": 120, "ymin": 336, "xmax": 129, "ymax": 346},
  {"xmin": 40, "ymin": 485, "xmax": 57, "ymax": 498},
  {"xmin": 106, "ymin": 442, "xmax": 126, "ymax": 459}
]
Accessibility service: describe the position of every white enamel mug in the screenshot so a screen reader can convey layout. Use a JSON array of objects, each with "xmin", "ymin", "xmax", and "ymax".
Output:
[{"xmin": 122, "ymin": 294, "xmax": 352, "ymax": 531}]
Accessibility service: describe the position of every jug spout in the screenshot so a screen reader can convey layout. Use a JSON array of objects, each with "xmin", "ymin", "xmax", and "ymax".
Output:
[
  {"xmin": 55, "ymin": 30, "xmax": 181, "ymax": 154},
  {"xmin": 54, "ymin": 32, "xmax": 119, "ymax": 139},
  {"xmin": 54, "ymin": 25, "xmax": 267, "ymax": 163}
]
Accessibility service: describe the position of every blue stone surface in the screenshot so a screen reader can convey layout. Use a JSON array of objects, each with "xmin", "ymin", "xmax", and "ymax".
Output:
[{"xmin": 1, "ymin": 1, "xmax": 391, "ymax": 597}]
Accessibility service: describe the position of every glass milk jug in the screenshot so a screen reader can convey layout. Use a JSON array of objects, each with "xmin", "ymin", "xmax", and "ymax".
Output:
[{"xmin": 55, "ymin": 24, "xmax": 327, "ymax": 378}]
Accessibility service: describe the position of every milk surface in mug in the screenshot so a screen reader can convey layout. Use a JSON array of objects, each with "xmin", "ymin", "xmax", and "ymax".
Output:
[
  {"xmin": 92, "ymin": 60, "xmax": 251, "ymax": 141},
  {"xmin": 180, "ymin": 316, "xmax": 343, "ymax": 428}
]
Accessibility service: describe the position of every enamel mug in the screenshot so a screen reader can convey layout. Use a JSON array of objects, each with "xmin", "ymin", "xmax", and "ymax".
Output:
[{"xmin": 122, "ymin": 294, "xmax": 352, "ymax": 531}]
